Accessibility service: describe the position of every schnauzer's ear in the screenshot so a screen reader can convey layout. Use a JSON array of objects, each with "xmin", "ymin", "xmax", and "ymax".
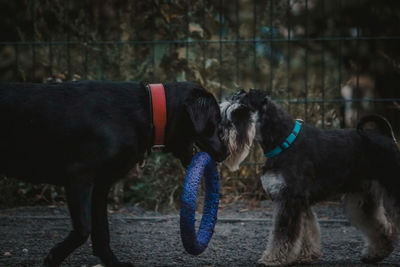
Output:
[
  {"xmin": 185, "ymin": 96, "xmax": 211, "ymax": 135},
  {"xmin": 231, "ymin": 105, "xmax": 252, "ymax": 143},
  {"xmin": 262, "ymin": 96, "xmax": 271, "ymax": 111},
  {"xmin": 231, "ymin": 89, "xmax": 246, "ymax": 101},
  {"xmin": 231, "ymin": 104, "xmax": 251, "ymax": 123}
]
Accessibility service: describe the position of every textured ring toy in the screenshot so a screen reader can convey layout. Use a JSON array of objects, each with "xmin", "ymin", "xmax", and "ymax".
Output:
[{"xmin": 180, "ymin": 152, "xmax": 219, "ymax": 255}]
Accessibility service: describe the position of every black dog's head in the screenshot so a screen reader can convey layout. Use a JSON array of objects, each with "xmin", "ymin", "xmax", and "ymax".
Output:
[{"xmin": 163, "ymin": 82, "xmax": 229, "ymax": 166}]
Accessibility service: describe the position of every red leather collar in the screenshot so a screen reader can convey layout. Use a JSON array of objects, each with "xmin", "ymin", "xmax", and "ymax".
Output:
[{"xmin": 147, "ymin": 83, "xmax": 167, "ymax": 149}]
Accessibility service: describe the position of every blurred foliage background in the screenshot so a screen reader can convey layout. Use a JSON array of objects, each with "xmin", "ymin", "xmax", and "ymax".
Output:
[{"xmin": 1, "ymin": 0, "xmax": 400, "ymax": 209}]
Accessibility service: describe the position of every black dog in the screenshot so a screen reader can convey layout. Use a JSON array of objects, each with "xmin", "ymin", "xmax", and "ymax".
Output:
[
  {"xmin": 221, "ymin": 89, "xmax": 400, "ymax": 265},
  {"xmin": 0, "ymin": 81, "xmax": 228, "ymax": 267}
]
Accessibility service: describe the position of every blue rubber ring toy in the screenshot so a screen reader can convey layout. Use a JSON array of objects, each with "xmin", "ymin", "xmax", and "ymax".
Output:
[{"xmin": 180, "ymin": 152, "xmax": 219, "ymax": 255}]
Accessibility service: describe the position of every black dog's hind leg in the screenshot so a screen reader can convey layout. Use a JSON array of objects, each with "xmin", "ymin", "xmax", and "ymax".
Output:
[
  {"xmin": 258, "ymin": 195, "xmax": 305, "ymax": 266},
  {"xmin": 344, "ymin": 186, "xmax": 396, "ymax": 263},
  {"xmin": 91, "ymin": 183, "xmax": 133, "ymax": 267},
  {"xmin": 44, "ymin": 179, "xmax": 93, "ymax": 267}
]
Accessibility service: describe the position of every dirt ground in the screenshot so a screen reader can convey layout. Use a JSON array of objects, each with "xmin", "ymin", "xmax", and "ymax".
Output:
[{"xmin": 1, "ymin": 200, "xmax": 400, "ymax": 267}]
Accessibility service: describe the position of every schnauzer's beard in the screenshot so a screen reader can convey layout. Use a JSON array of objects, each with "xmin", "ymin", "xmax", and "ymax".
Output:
[{"xmin": 220, "ymin": 101, "xmax": 256, "ymax": 171}]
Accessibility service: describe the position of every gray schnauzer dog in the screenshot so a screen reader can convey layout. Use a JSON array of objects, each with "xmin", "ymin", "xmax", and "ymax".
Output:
[{"xmin": 220, "ymin": 89, "xmax": 400, "ymax": 266}]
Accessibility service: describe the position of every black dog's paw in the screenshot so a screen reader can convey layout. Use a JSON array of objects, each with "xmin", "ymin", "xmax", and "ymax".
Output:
[{"xmin": 43, "ymin": 255, "xmax": 58, "ymax": 267}]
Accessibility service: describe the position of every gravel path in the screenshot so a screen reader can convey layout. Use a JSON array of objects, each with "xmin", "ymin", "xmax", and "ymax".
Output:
[{"xmin": 1, "ymin": 201, "xmax": 400, "ymax": 266}]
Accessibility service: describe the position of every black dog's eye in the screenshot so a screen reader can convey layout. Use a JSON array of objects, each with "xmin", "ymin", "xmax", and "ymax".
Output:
[{"xmin": 202, "ymin": 122, "xmax": 215, "ymax": 137}]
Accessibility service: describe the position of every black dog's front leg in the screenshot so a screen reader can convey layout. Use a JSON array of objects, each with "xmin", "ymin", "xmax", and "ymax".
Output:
[
  {"xmin": 91, "ymin": 183, "xmax": 133, "ymax": 267},
  {"xmin": 44, "ymin": 179, "xmax": 93, "ymax": 267}
]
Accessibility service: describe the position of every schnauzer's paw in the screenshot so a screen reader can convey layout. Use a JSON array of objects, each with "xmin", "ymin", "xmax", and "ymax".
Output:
[
  {"xmin": 296, "ymin": 251, "xmax": 322, "ymax": 264},
  {"xmin": 361, "ymin": 245, "xmax": 394, "ymax": 264},
  {"xmin": 297, "ymin": 245, "xmax": 322, "ymax": 264},
  {"xmin": 257, "ymin": 258, "xmax": 280, "ymax": 266},
  {"xmin": 361, "ymin": 239, "xmax": 394, "ymax": 264},
  {"xmin": 258, "ymin": 254, "xmax": 291, "ymax": 266},
  {"xmin": 362, "ymin": 253, "xmax": 389, "ymax": 264}
]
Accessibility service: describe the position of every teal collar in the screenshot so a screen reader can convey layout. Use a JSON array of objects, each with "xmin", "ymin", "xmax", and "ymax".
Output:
[{"xmin": 264, "ymin": 120, "xmax": 302, "ymax": 158}]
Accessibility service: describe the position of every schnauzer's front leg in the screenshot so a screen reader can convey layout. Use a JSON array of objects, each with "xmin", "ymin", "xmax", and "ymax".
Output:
[
  {"xmin": 259, "ymin": 196, "xmax": 305, "ymax": 266},
  {"xmin": 297, "ymin": 209, "xmax": 322, "ymax": 263}
]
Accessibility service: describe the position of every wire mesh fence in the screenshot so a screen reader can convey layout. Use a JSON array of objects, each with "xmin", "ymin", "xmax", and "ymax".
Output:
[{"xmin": 1, "ymin": 0, "xmax": 400, "ymax": 206}]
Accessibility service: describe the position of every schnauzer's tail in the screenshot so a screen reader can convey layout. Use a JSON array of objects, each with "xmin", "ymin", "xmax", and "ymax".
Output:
[{"xmin": 357, "ymin": 114, "xmax": 397, "ymax": 144}]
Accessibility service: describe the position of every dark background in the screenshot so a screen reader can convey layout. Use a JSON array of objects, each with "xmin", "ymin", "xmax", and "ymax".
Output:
[{"xmin": 1, "ymin": 0, "xmax": 400, "ymax": 209}]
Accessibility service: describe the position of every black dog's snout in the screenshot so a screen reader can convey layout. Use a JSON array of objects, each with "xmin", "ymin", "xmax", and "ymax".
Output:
[
  {"xmin": 214, "ymin": 151, "xmax": 229, "ymax": 163},
  {"xmin": 214, "ymin": 143, "xmax": 230, "ymax": 162},
  {"xmin": 198, "ymin": 139, "xmax": 229, "ymax": 162},
  {"xmin": 222, "ymin": 147, "xmax": 230, "ymax": 161}
]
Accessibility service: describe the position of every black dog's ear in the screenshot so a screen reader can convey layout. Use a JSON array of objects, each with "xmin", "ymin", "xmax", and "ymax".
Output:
[{"xmin": 185, "ymin": 96, "xmax": 211, "ymax": 135}]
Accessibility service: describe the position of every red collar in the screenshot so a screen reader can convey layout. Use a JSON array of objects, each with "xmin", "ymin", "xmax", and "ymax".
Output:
[{"xmin": 146, "ymin": 83, "xmax": 167, "ymax": 150}]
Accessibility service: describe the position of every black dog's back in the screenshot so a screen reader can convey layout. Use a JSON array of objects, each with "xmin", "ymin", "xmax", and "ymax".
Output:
[{"xmin": 0, "ymin": 81, "xmax": 150, "ymax": 184}]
